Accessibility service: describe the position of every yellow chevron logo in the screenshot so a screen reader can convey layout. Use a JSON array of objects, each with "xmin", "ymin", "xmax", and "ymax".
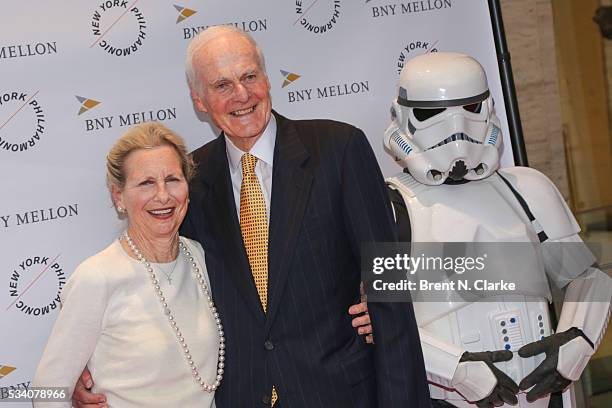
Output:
[
  {"xmin": 174, "ymin": 5, "xmax": 197, "ymax": 23},
  {"xmin": 76, "ymin": 96, "xmax": 101, "ymax": 116},
  {"xmin": 280, "ymin": 70, "xmax": 301, "ymax": 88},
  {"xmin": 0, "ymin": 365, "xmax": 16, "ymax": 379}
]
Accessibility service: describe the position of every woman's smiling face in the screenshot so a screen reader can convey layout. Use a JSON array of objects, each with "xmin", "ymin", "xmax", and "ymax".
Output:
[{"xmin": 112, "ymin": 145, "xmax": 189, "ymax": 242}]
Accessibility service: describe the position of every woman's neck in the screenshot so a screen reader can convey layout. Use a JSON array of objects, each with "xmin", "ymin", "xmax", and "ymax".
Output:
[{"xmin": 123, "ymin": 228, "xmax": 179, "ymax": 263}]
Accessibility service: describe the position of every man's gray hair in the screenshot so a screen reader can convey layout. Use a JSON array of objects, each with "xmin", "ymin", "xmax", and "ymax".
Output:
[{"xmin": 185, "ymin": 26, "xmax": 266, "ymax": 95}]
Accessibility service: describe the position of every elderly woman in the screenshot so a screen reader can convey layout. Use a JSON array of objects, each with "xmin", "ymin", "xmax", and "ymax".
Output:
[{"xmin": 32, "ymin": 122, "xmax": 222, "ymax": 407}]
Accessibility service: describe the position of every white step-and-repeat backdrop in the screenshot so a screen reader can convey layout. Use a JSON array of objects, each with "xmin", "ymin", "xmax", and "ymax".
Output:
[{"xmin": 1, "ymin": 0, "xmax": 515, "ymax": 401}]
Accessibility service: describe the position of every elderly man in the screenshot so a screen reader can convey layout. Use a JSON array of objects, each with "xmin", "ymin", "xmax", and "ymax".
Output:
[{"xmin": 75, "ymin": 26, "xmax": 429, "ymax": 407}]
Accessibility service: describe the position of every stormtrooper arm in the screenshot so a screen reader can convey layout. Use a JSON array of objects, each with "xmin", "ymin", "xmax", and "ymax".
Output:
[
  {"xmin": 535, "ymin": 233, "xmax": 611, "ymax": 386},
  {"xmin": 517, "ymin": 264, "xmax": 611, "ymax": 401},
  {"xmin": 541, "ymin": 233, "xmax": 612, "ymax": 371},
  {"xmin": 419, "ymin": 328, "xmax": 467, "ymax": 390},
  {"xmin": 420, "ymin": 328, "xmax": 518, "ymax": 405},
  {"xmin": 554, "ymin": 265, "xmax": 612, "ymax": 380},
  {"xmin": 499, "ymin": 167, "xmax": 612, "ymax": 399},
  {"xmin": 498, "ymin": 168, "xmax": 611, "ymax": 360}
]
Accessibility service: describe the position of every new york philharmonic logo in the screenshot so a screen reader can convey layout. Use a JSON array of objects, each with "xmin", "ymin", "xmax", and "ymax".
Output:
[
  {"xmin": 282, "ymin": 72, "xmax": 371, "ymax": 103},
  {"xmin": 281, "ymin": 70, "xmax": 301, "ymax": 88},
  {"xmin": 0, "ymin": 366, "xmax": 16, "ymax": 380},
  {"xmin": 294, "ymin": 0, "xmax": 341, "ymax": 34},
  {"xmin": 174, "ymin": 4, "xmax": 197, "ymax": 23},
  {"xmin": 90, "ymin": 0, "xmax": 147, "ymax": 57},
  {"xmin": 76, "ymin": 96, "xmax": 101, "ymax": 115},
  {"xmin": 6, "ymin": 255, "xmax": 67, "ymax": 318},
  {"xmin": 368, "ymin": 0, "xmax": 452, "ymax": 18},
  {"xmin": 0, "ymin": 91, "xmax": 45, "ymax": 153},
  {"xmin": 396, "ymin": 40, "xmax": 439, "ymax": 73}
]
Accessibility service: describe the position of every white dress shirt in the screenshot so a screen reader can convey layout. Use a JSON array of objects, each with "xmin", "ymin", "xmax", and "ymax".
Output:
[{"xmin": 225, "ymin": 114, "xmax": 277, "ymax": 221}]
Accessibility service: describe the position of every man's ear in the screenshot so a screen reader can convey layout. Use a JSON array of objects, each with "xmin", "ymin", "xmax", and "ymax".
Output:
[
  {"xmin": 264, "ymin": 74, "xmax": 271, "ymax": 92},
  {"xmin": 190, "ymin": 88, "xmax": 208, "ymax": 113}
]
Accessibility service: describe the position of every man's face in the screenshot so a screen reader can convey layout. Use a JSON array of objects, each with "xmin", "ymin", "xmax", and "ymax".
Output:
[{"xmin": 190, "ymin": 33, "xmax": 272, "ymax": 151}]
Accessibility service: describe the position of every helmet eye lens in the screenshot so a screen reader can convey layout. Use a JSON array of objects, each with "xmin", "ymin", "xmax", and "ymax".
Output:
[
  {"xmin": 413, "ymin": 107, "xmax": 446, "ymax": 121},
  {"xmin": 463, "ymin": 102, "xmax": 482, "ymax": 113}
]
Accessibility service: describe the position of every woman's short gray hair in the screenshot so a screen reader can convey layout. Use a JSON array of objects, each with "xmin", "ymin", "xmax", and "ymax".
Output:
[
  {"xmin": 185, "ymin": 25, "xmax": 266, "ymax": 95},
  {"xmin": 106, "ymin": 121, "xmax": 195, "ymax": 191}
]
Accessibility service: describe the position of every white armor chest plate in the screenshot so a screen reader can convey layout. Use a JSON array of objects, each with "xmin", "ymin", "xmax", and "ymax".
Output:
[
  {"xmin": 388, "ymin": 173, "xmax": 554, "ymax": 407},
  {"xmin": 403, "ymin": 173, "xmax": 537, "ymax": 242}
]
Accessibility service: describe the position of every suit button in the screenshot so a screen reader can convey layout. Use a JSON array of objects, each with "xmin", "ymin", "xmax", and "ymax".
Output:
[
  {"xmin": 264, "ymin": 340, "xmax": 274, "ymax": 350},
  {"xmin": 262, "ymin": 394, "xmax": 271, "ymax": 404}
]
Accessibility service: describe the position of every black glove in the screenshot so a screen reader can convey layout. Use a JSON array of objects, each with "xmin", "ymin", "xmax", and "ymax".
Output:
[
  {"xmin": 518, "ymin": 327, "xmax": 592, "ymax": 402},
  {"xmin": 459, "ymin": 350, "xmax": 519, "ymax": 407}
]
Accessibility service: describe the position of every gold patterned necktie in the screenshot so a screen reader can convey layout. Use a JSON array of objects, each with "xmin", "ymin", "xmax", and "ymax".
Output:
[
  {"xmin": 239, "ymin": 152, "xmax": 269, "ymax": 310},
  {"xmin": 239, "ymin": 153, "xmax": 278, "ymax": 406}
]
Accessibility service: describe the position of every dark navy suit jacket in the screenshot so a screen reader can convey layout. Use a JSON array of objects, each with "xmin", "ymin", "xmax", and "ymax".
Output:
[{"xmin": 181, "ymin": 112, "xmax": 429, "ymax": 407}]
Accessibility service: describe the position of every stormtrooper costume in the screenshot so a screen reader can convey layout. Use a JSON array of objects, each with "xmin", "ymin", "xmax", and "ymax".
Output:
[{"xmin": 384, "ymin": 52, "xmax": 611, "ymax": 408}]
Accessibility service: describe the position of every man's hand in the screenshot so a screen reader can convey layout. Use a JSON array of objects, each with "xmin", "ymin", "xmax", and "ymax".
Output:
[
  {"xmin": 349, "ymin": 301, "xmax": 373, "ymax": 343},
  {"xmin": 72, "ymin": 367, "xmax": 107, "ymax": 407},
  {"xmin": 518, "ymin": 328, "xmax": 592, "ymax": 402},
  {"xmin": 455, "ymin": 350, "xmax": 519, "ymax": 408}
]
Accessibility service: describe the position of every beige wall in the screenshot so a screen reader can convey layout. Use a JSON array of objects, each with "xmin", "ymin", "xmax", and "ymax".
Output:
[
  {"xmin": 500, "ymin": 0, "xmax": 570, "ymax": 200},
  {"xmin": 555, "ymin": 0, "xmax": 612, "ymax": 214},
  {"xmin": 603, "ymin": 0, "xmax": 612, "ymax": 178}
]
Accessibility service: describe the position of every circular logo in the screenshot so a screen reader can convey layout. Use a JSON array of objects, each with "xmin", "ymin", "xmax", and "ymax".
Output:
[
  {"xmin": 0, "ymin": 91, "xmax": 46, "ymax": 153},
  {"xmin": 396, "ymin": 41, "xmax": 439, "ymax": 74},
  {"xmin": 91, "ymin": 0, "xmax": 148, "ymax": 56},
  {"xmin": 294, "ymin": 0, "xmax": 341, "ymax": 34},
  {"xmin": 7, "ymin": 256, "xmax": 66, "ymax": 318}
]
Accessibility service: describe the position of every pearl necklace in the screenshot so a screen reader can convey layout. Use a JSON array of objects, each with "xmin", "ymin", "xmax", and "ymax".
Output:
[{"xmin": 123, "ymin": 232, "xmax": 225, "ymax": 392}]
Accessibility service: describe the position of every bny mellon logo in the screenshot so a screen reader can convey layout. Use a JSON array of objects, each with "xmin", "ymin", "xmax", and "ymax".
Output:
[
  {"xmin": 280, "ymin": 70, "xmax": 301, "ymax": 88},
  {"xmin": 0, "ymin": 365, "xmax": 16, "ymax": 379},
  {"xmin": 174, "ymin": 5, "xmax": 197, "ymax": 23},
  {"xmin": 76, "ymin": 96, "xmax": 101, "ymax": 116}
]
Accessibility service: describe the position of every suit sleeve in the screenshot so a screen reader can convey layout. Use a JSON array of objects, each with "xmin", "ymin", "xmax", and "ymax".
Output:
[
  {"xmin": 180, "ymin": 204, "xmax": 200, "ymax": 242},
  {"xmin": 340, "ymin": 129, "xmax": 430, "ymax": 407},
  {"xmin": 180, "ymin": 151, "xmax": 204, "ymax": 242}
]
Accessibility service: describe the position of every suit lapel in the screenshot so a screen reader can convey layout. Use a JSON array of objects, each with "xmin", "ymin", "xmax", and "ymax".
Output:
[
  {"xmin": 201, "ymin": 136, "xmax": 266, "ymax": 323},
  {"xmin": 266, "ymin": 113, "xmax": 313, "ymax": 332}
]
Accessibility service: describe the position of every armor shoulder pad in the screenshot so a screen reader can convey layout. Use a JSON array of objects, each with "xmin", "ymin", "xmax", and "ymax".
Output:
[
  {"xmin": 386, "ymin": 172, "xmax": 427, "ymax": 198},
  {"xmin": 498, "ymin": 167, "xmax": 580, "ymax": 240}
]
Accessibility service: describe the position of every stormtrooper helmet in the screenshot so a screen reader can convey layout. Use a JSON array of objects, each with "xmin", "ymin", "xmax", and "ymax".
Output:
[{"xmin": 384, "ymin": 52, "xmax": 503, "ymax": 185}]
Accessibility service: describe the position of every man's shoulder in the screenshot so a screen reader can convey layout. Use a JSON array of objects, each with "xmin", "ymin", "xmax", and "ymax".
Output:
[
  {"xmin": 190, "ymin": 136, "xmax": 221, "ymax": 163},
  {"xmin": 187, "ymin": 136, "xmax": 224, "ymax": 193},
  {"xmin": 282, "ymin": 114, "xmax": 360, "ymax": 138},
  {"xmin": 277, "ymin": 114, "xmax": 365, "ymax": 155}
]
